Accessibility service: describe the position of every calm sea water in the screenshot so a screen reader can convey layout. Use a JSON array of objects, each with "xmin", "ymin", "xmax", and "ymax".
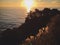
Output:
[
  {"xmin": 0, "ymin": 7, "xmax": 60, "ymax": 31},
  {"xmin": 0, "ymin": 8, "xmax": 27, "ymax": 31}
]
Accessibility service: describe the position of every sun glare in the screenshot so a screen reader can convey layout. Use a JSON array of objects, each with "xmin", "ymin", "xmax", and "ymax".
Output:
[
  {"xmin": 24, "ymin": 0, "xmax": 34, "ymax": 12},
  {"xmin": 21, "ymin": 0, "xmax": 35, "ymax": 12}
]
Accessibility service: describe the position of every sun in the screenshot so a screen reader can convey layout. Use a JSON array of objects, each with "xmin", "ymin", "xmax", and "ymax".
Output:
[
  {"xmin": 24, "ymin": 0, "xmax": 34, "ymax": 12},
  {"xmin": 21, "ymin": 0, "xmax": 34, "ymax": 12}
]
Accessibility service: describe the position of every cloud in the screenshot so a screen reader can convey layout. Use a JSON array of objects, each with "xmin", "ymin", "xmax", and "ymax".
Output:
[
  {"xmin": 34, "ymin": 0, "xmax": 60, "ymax": 9},
  {"xmin": 36, "ymin": 0, "xmax": 60, "ymax": 3}
]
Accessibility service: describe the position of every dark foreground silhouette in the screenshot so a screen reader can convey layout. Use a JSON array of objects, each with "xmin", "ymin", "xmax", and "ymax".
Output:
[{"xmin": 0, "ymin": 8, "xmax": 60, "ymax": 45}]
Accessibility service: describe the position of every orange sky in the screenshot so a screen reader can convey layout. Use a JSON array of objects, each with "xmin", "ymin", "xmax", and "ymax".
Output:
[
  {"xmin": 0, "ymin": 0, "xmax": 60, "ymax": 9},
  {"xmin": 0, "ymin": 2, "xmax": 20, "ymax": 7}
]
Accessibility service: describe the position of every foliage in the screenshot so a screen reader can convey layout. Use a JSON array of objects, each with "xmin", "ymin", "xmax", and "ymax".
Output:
[{"xmin": 0, "ymin": 8, "xmax": 60, "ymax": 45}]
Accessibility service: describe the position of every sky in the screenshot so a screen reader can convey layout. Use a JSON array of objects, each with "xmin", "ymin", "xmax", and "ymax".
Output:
[{"xmin": 0, "ymin": 0, "xmax": 60, "ymax": 9}]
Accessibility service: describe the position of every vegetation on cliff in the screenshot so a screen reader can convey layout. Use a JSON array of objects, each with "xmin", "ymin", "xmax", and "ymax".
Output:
[{"xmin": 0, "ymin": 8, "xmax": 60, "ymax": 45}]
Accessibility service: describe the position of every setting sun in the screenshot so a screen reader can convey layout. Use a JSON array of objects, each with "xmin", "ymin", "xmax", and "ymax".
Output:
[
  {"xmin": 24, "ymin": 0, "xmax": 34, "ymax": 12},
  {"xmin": 21, "ymin": 0, "xmax": 35, "ymax": 12}
]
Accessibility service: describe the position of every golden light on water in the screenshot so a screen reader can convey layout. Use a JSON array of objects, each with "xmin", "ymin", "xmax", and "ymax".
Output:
[{"xmin": 21, "ymin": 0, "xmax": 36, "ymax": 12}]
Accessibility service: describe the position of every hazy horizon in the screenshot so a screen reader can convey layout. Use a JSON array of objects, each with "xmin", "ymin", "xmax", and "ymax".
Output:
[
  {"xmin": 0, "ymin": 0, "xmax": 60, "ymax": 31},
  {"xmin": 0, "ymin": 0, "xmax": 60, "ymax": 10}
]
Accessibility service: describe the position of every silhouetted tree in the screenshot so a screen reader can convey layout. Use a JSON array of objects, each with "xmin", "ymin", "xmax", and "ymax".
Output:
[{"xmin": 0, "ymin": 8, "xmax": 60, "ymax": 45}]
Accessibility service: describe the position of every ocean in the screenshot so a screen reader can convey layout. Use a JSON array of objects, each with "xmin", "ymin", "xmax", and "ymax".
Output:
[
  {"xmin": 0, "ymin": 7, "xmax": 27, "ymax": 31},
  {"xmin": 0, "ymin": 7, "xmax": 60, "ymax": 31}
]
